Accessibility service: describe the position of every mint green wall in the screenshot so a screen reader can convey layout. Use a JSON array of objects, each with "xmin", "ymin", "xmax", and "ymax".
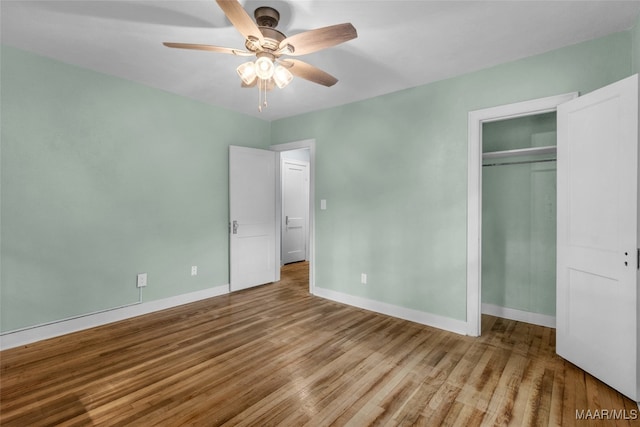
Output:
[
  {"xmin": 271, "ymin": 31, "xmax": 633, "ymax": 322},
  {"xmin": 0, "ymin": 46, "xmax": 270, "ymax": 332},
  {"xmin": 482, "ymin": 114, "xmax": 557, "ymax": 315},
  {"xmin": 634, "ymin": 14, "xmax": 640, "ymax": 73}
]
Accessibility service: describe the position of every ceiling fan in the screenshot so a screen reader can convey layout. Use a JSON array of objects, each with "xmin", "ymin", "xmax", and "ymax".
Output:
[{"xmin": 163, "ymin": 0, "xmax": 358, "ymax": 111}]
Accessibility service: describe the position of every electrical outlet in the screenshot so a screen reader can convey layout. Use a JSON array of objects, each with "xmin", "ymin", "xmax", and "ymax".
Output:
[
  {"xmin": 361, "ymin": 273, "xmax": 367, "ymax": 284},
  {"xmin": 137, "ymin": 273, "xmax": 148, "ymax": 288},
  {"xmin": 191, "ymin": 266, "xmax": 198, "ymax": 276}
]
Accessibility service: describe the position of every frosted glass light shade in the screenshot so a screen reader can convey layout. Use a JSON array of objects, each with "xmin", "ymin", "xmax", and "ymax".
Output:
[
  {"xmin": 273, "ymin": 65, "xmax": 293, "ymax": 88},
  {"xmin": 236, "ymin": 61, "xmax": 256, "ymax": 85},
  {"xmin": 255, "ymin": 57, "xmax": 275, "ymax": 79}
]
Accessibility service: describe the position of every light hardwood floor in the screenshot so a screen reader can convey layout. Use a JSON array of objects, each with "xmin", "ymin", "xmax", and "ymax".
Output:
[{"xmin": 1, "ymin": 262, "xmax": 637, "ymax": 426}]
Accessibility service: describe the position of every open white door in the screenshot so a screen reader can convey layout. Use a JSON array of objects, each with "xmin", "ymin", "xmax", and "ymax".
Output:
[
  {"xmin": 229, "ymin": 146, "xmax": 278, "ymax": 292},
  {"xmin": 557, "ymin": 74, "xmax": 639, "ymax": 400}
]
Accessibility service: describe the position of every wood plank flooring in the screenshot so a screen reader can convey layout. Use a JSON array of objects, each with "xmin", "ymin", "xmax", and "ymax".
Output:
[{"xmin": 1, "ymin": 261, "xmax": 638, "ymax": 426}]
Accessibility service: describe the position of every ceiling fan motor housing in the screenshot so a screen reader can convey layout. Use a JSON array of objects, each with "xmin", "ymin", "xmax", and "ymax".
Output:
[
  {"xmin": 245, "ymin": 7, "xmax": 287, "ymax": 52},
  {"xmin": 254, "ymin": 6, "xmax": 280, "ymax": 27}
]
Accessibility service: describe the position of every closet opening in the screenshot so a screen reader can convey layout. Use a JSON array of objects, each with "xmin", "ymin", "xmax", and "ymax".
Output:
[
  {"xmin": 466, "ymin": 92, "xmax": 578, "ymax": 337},
  {"xmin": 481, "ymin": 112, "xmax": 557, "ymax": 329}
]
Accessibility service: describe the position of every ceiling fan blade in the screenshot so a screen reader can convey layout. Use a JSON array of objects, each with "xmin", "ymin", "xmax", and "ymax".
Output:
[
  {"xmin": 163, "ymin": 42, "xmax": 254, "ymax": 56},
  {"xmin": 279, "ymin": 23, "xmax": 357, "ymax": 56},
  {"xmin": 216, "ymin": 0, "xmax": 264, "ymax": 44},
  {"xmin": 280, "ymin": 59, "xmax": 338, "ymax": 87}
]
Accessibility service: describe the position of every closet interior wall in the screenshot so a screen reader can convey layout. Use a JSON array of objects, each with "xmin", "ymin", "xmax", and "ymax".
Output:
[{"xmin": 481, "ymin": 112, "xmax": 557, "ymax": 319}]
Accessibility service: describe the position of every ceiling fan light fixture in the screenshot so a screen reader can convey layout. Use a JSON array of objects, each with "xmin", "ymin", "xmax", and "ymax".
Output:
[
  {"xmin": 255, "ymin": 56, "xmax": 275, "ymax": 79},
  {"xmin": 273, "ymin": 65, "xmax": 293, "ymax": 88},
  {"xmin": 236, "ymin": 61, "xmax": 257, "ymax": 85},
  {"xmin": 164, "ymin": 3, "xmax": 357, "ymax": 112}
]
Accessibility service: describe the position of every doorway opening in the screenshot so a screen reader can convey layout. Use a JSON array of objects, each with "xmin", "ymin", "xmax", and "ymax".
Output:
[
  {"xmin": 270, "ymin": 139, "xmax": 316, "ymax": 294},
  {"xmin": 481, "ymin": 112, "xmax": 557, "ymax": 330},
  {"xmin": 466, "ymin": 93, "xmax": 578, "ymax": 337},
  {"xmin": 281, "ymin": 149, "xmax": 310, "ymax": 265}
]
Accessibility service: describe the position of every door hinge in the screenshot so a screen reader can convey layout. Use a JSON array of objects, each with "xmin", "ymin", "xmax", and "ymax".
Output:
[{"xmin": 637, "ymin": 248, "xmax": 639, "ymax": 270}]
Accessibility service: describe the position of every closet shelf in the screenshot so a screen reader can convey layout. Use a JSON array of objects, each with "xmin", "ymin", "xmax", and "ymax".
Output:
[{"xmin": 482, "ymin": 145, "xmax": 556, "ymax": 160}]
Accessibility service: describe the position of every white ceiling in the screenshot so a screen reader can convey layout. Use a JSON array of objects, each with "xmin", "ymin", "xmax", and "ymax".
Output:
[{"xmin": 2, "ymin": 1, "xmax": 640, "ymax": 121}]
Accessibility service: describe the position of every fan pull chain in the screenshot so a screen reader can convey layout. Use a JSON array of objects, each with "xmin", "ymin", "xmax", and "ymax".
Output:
[
  {"xmin": 257, "ymin": 79, "xmax": 268, "ymax": 113},
  {"xmin": 264, "ymin": 82, "xmax": 268, "ymax": 109}
]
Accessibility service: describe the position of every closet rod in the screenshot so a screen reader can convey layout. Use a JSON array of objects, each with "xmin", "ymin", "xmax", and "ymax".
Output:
[
  {"xmin": 483, "ymin": 158, "xmax": 556, "ymax": 167},
  {"xmin": 482, "ymin": 145, "xmax": 556, "ymax": 160}
]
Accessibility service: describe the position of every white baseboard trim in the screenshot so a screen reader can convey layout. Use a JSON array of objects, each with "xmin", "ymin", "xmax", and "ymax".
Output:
[
  {"xmin": 0, "ymin": 285, "xmax": 229, "ymax": 350},
  {"xmin": 313, "ymin": 287, "xmax": 468, "ymax": 336},
  {"xmin": 482, "ymin": 303, "xmax": 556, "ymax": 328}
]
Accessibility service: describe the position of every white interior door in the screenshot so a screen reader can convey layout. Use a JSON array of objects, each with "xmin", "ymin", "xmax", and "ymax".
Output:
[
  {"xmin": 282, "ymin": 159, "xmax": 309, "ymax": 264},
  {"xmin": 229, "ymin": 146, "xmax": 277, "ymax": 292},
  {"xmin": 556, "ymin": 74, "xmax": 638, "ymax": 400}
]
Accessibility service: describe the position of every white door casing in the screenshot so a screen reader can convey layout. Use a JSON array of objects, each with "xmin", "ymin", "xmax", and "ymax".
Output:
[
  {"xmin": 282, "ymin": 159, "xmax": 309, "ymax": 264},
  {"xmin": 556, "ymin": 74, "xmax": 639, "ymax": 400},
  {"xmin": 229, "ymin": 146, "xmax": 278, "ymax": 292}
]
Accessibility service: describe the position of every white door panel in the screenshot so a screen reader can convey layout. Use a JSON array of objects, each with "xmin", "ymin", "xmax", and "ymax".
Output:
[
  {"xmin": 566, "ymin": 96, "xmax": 621, "ymax": 251},
  {"xmin": 557, "ymin": 74, "xmax": 638, "ymax": 400},
  {"xmin": 229, "ymin": 146, "xmax": 277, "ymax": 292}
]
